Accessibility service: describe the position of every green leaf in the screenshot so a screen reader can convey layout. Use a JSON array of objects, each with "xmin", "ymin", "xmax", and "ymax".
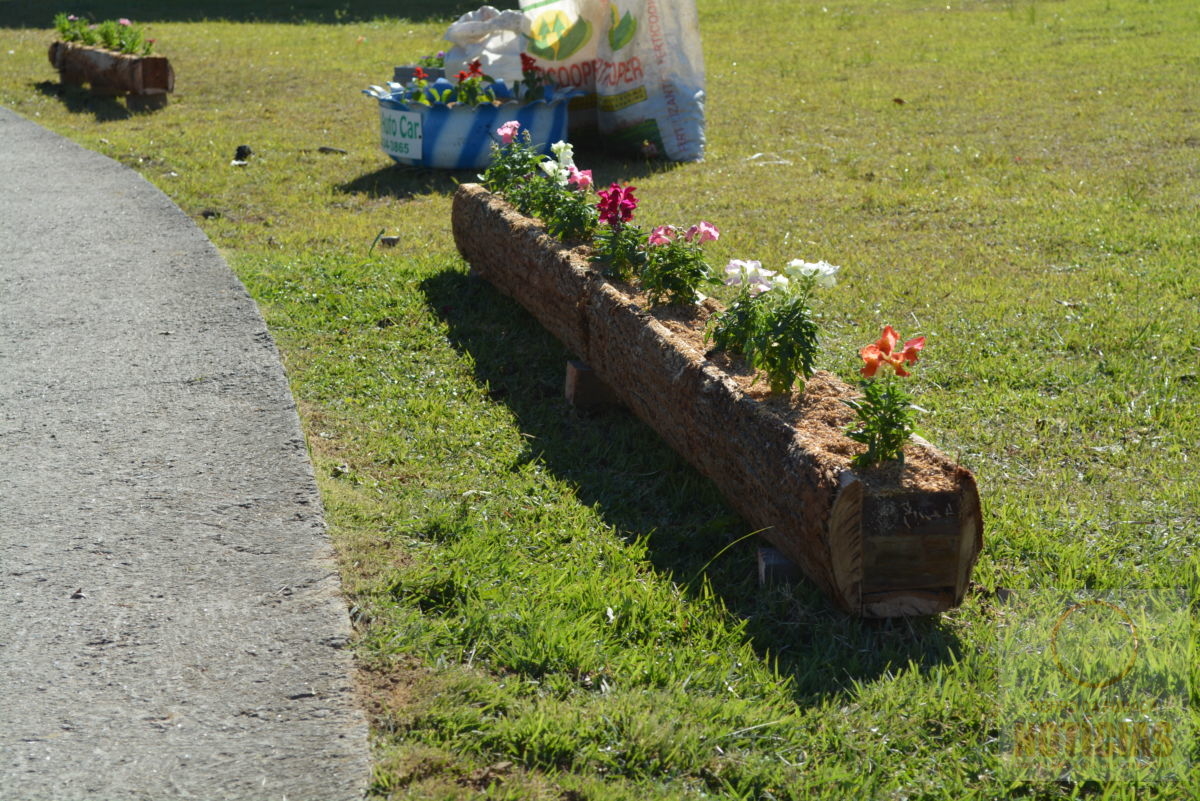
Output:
[
  {"xmin": 609, "ymin": 9, "xmax": 638, "ymax": 52},
  {"xmin": 529, "ymin": 12, "xmax": 593, "ymax": 62}
]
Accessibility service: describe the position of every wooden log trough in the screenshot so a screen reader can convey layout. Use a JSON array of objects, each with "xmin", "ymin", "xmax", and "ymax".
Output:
[
  {"xmin": 452, "ymin": 184, "xmax": 983, "ymax": 617},
  {"xmin": 49, "ymin": 41, "xmax": 174, "ymax": 110}
]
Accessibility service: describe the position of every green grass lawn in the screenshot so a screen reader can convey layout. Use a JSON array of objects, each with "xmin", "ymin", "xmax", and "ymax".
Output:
[{"xmin": 2, "ymin": 0, "xmax": 1197, "ymax": 798}]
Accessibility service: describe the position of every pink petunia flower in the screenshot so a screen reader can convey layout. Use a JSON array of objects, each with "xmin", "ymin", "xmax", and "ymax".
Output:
[
  {"xmin": 647, "ymin": 225, "xmax": 676, "ymax": 246},
  {"xmin": 566, "ymin": 165, "xmax": 593, "ymax": 191},
  {"xmin": 496, "ymin": 120, "xmax": 521, "ymax": 145},
  {"xmin": 684, "ymin": 221, "xmax": 719, "ymax": 243}
]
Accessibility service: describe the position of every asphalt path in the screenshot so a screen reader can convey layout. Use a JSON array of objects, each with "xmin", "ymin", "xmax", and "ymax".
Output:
[{"xmin": 0, "ymin": 106, "xmax": 370, "ymax": 800}]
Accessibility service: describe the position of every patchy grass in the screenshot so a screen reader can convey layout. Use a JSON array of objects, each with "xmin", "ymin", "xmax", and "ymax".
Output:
[{"xmin": 2, "ymin": 0, "xmax": 1197, "ymax": 798}]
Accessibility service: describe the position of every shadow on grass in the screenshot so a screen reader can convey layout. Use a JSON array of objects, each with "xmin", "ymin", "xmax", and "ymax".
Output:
[
  {"xmin": 33, "ymin": 81, "xmax": 132, "ymax": 122},
  {"xmin": 338, "ymin": 134, "xmax": 686, "ymax": 201},
  {"xmin": 1, "ymin": 0, "xmax": 513, "ymax": 25},
  {"xmin": 420, "ymin": 267, "xmax": 964, "ymax": 702},
  {"xmin": 337, "ymin": 164, "xmax": 469, "ymax": 200}
]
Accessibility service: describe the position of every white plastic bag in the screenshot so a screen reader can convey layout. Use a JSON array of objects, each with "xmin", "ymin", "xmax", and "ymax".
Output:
[
  {"xmin": 519, "ymin": 0, "xmax": 706, "ymax": 161},
  {"xmin": 443, "ymin": 5, "xmax": 530, "ymax": 85}
]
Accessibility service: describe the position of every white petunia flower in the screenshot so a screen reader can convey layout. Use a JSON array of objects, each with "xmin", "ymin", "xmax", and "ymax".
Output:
[
  {"xmin": 550, "ymin": 140, "xmax": 575, "ymax": 167},
  {"xmin": 539, "ymin": 159, "xmax": 570, "ymax": 185},
  {"xmin": 785, "ymin": 259, "xmax": 840, "ymax": 288},
  {"xmin": 725, "ymin": 259, "xmax": 781, "ymax": 296}
]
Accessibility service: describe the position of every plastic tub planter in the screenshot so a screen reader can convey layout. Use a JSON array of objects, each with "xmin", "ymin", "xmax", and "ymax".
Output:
[{"xmin": 366, "ymin": 78, "xmax": 576, "ymax": 170}]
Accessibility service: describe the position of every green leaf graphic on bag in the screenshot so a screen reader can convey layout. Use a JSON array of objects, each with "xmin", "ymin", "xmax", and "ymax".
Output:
[
  {"xmin": 608, "ymin": 5, "xmax": 637, "ymax": 51},
  {"xmin": 528, "ymin": 10, "xmax": 593, "ymax": 61}
]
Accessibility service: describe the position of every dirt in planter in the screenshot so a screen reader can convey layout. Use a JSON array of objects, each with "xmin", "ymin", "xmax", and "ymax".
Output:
[{"xmin": 601, "ymin": 279, "xmax": 960, "ymax": 496}]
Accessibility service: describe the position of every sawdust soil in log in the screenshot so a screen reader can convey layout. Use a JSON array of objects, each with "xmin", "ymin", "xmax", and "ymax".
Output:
[{"xmin": 599, "ymin": 275, "xmax": 960, "ymax": 497}]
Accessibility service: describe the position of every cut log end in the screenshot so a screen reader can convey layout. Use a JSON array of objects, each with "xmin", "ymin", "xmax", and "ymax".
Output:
[{"xmin": 827, "ymin": 457, "xmax": 983, "ymax": 617}]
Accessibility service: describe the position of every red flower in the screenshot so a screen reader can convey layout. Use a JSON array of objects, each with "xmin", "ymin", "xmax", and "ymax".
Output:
[
  {"xmin": 520, "ymin": 53, "xmax": 537, "ymax": 73},
  {"xmin": 467, "ymin": 59, "xmax": 484, "ymax": 77},
  {"xmin": 456, "ymin": 70, "xmax": 469, "ymax": 83},
  {"xmin": 596, "ymin": 183, "xmax": 638, "ymax": 226},
  {"xmin": 860, "ymin": 325, "xmax": 925, "ymax": 378},
  {"xmin": 413, "ymin": 66, "xmax": 428, "ymax": 81}
]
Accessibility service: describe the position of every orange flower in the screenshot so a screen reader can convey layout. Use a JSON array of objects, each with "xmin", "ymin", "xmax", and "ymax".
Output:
[{"xmin": 860, "ymin": 325, "xmax": 925, "ymax": 377}]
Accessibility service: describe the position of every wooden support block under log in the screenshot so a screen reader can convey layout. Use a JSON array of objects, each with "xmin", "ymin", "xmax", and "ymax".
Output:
[
  {"xmin": 758, "ymin": 546, "xmax": 802, "ymax": 587},
  {"xmin": 452, "ymin": 183, "xmax": 983, "ymax": 617},
  {"xmin": 564, "ymin": 360, "xmax": 620, "ymax": 410}
]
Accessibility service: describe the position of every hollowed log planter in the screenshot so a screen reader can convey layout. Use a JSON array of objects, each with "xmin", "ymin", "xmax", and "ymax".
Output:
[
  {"xmin": 452, "ymin": 184, "xmax": 983, "ymax": 617},
  {"xmin": 49, "ymin": 41, "xmax": 174, "ymax": 110}
]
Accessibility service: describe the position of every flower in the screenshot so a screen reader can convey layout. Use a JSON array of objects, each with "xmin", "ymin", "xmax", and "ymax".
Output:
[
  {"xmin": 785, "ymin": 259, "xmax": 840, "ymax": 288},
  {"xmin": 597, "ymin": 183, "xmax": 637, "ymax": 226},
  {"xmin": 566, "ymin": 165, "xmax": 593, "ymax": 191},
  {"xmin": 550, "ymin": 140, "xmax": 574, "ymax": 165},
  {"xmin": 413, "ymin": 66, "xmax": 428, "ymax": 81},
  {"xmin": 724, "ymin": 259, "xmax": 782, "ymax": 296},
  {"xmin": 539, "ymin": 140, "xmax": 577, "ymax": 185},
  {"xmin": 684, "ymin": 221, "xmax": 720, "ymax": 243},
  {"xmin": 456, "ymin": 70, "xmax": 469, "ymax": 82},
  {"xmin": 496, "ymin": 120, "xmax": 520, "ymax": 145},
  {"xmin": 539, "ymin": 160, "xmax": 561, "ymax": 180},
  {"xmin": 860, "ymin": 325, "xmax": 925, "ymax": 378},
  {"xmin": 648, "ymin": 225, "xmax": 676, "ymax": 246},
  {"xmin": 539, "ymin": 159, "xmax": 567, "ymax": 183},
  {"xmin": 467, "ymin": 59, "xmax": 484, "ymax": 77},
  {"xmin": 67, "ymin": 14, "xmax": 78, "ymax": 21},
  {"xmin": 118, "ymin": 18, "xmax": 131, "ymax": 26},
  {"xmin": 724, "ymin": 259, "xmax": 759, "ymax": 285},
  {"xmin": 514, "ymin": 53, "xmax": 548, "ymax": 102}
]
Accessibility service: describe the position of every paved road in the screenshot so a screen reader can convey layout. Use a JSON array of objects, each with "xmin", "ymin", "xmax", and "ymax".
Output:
[{"xmin": 0, "ymin": 107, "xmax": 370, "ymax": 800}]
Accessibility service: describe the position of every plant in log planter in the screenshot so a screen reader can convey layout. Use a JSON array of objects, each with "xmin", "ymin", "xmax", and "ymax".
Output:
[
  {"xmin": 847, "ymin": 325, "xmax": 927, "ymax": 468},
  {"xmin": 49, "ymin": 14, "xmax": 173, "ymax": 110},
  {"xmin": 450, "ymin": 140, "xmax": 983, "ymax": 618},
  {"xmin": 708, "ymin": 259, "xmax": 837, "ymax": 395},
  {"xmin": 480, "ymin": 125, "xmax": 597, "ymax": 241}
]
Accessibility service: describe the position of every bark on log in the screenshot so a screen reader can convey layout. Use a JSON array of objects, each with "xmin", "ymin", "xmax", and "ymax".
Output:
[
  {"xmin": 49, "ymin": 42, "xmax": 174, "ymax": 100},
  {"xmin": 452, "ymin": 184, "xmax": 983, "ymax": 617}
]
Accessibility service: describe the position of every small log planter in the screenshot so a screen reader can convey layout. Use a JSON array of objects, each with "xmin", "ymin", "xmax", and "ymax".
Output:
[
  {"xmin": 452, "ymin": 184, "xmax": 984, "ymax": 618},
  {"xmin": 49, "ymin": 41, "xmax": 174, "ymax": 110}
]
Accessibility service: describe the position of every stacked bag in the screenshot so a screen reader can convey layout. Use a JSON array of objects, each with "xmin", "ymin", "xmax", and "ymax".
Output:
[{"xmin": 443, "ymin": 1, "xmax": 706, "ymax": 161}]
